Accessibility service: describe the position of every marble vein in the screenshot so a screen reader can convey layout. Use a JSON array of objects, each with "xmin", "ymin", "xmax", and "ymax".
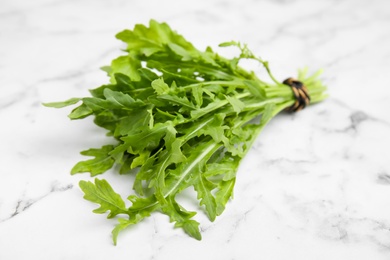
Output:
[{"xmin": 0, "ymin": 182, "xmax": 73, "ymax": 224}]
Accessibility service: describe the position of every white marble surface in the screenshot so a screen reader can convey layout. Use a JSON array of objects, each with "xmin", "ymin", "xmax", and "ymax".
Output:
[{"xmin": 1, "ymin": 0, "xmax": 390, "ymax": 259}]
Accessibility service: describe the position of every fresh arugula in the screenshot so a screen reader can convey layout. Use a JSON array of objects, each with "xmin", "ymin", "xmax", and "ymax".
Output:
[{"xmin": 44, "ymin": 19, "xmax": 327, "ymax": 244}]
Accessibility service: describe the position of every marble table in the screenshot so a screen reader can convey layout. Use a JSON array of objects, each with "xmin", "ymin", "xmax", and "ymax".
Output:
[{"xmin": 1, "ymin": 0, "xmax": 390, "ymax": 259}]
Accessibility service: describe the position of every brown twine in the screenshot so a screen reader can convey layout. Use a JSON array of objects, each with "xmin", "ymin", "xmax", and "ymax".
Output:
[{"xmin": 283, "ymin": 78, "xmax": 310, "ymax": 112}]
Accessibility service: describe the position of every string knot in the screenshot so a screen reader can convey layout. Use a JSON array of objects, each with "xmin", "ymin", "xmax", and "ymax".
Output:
[{"xmin": 283, "ymin": 78, "xmax": 310, "ymax": 112}]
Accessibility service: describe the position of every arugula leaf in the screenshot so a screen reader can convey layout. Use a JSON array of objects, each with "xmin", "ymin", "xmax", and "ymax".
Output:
[
  {"xmin": 193, "ymin": 173, "xmax": 217, "ymax": 221},
  {"xmin": 109, "ymin": 55, "xmax": 141, "ymax": 82},
  {"xmin": 112, "ymin": 218, "xmax": 137, "ymax": 246},
  {"xmin": 225, "ymin": 95, "xmax": 245, "ymax": 114},
  {"xmin": 79, "ymin": 179, "xmax": 128, "ymax": 218},
  {"xmin": 42, "ymin": 97, "xmax": 81, "ymax": 108},
  {"xmin": 215, "ymin": 179, "xmax": 235, "ymax": 216},
  {"xmin": 151, "ymin": 78, "xmax": 170, "ymax": 95},
  {"xmin": 71, "ymin": 145, "xmax": 115, "ymax": 176},
  {"xmin": 113, "ymin": 108, "xmax": 151, "ymax": 137},
  {"xmin": 68, "ymin": 103, "xmax": 93, "ymax": 119},
  {"xmin": 44, "ymin": 19, "xmax": 327, "ymax": 244},
  {"xmin": 161, "ymin": 195, "xmax": 202, "ymax": 240}
]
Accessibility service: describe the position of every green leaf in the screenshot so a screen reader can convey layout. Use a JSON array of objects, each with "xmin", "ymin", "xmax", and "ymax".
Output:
[
  {"xmin": 143, "ymin": 126, "xmax": 186, "ymax": 201},
  {"xmin": 191, "ymin": 86, "xmax": 203, "ymax": 107},
  {"xmin": 42, "ymin": 97, "xmax": 80, "ymax": 108},
  {"xmin": 160, "ymin": 195, "xmax": 201, "ymax": 240},
  {"xmin": 218, "ymin": 41, "xmax": 239, "ymax": 47},
  {"xmin": 205, "ymin": 157, "xmax": 239, "ymax": 181},
  {"xmin": 151, "ymin": 78, "xmax": 170, "ymax": 95},
  {"xmin": 128, "ymin": 194, "xmax": 158, "ymax": 213},
  {"xmin": 111, "ymin": 215, "xmax": 146, "ymax": 245},
  {"xmin": 93, "ymin": 110, "xmax": 118, "ymax": 133},
  {"xmin": 157, "ymin": 94, "xmax": 196, "ymax": 110},
  {"xmin": 244, "ymin": 80, "xmax": 265, "ymax": 98},
  {"xmin": 215, "ymin": 179, "xmax": 235, "ymax": 215},
  {"xmin": 110, "ymin": 55, "xmax": 141, "ymax": 82},
  {"xmin": 112, "ymin": 218, "xmax": 133, "ymax": 245},
  {"xmin": 103, "ymin": 88, "xmax": 142, "ymax": 109},
  {"xmin": 193, "ymin": 174, "xmax": 217, "ymax": 221},
  {"xmin": 79, "ymin": 179, "xmax": 128, "ymax": 218},
  {"xmin": 163, "ymin": 140, "xmax": 221, "ymax": 210},
  {"xmin": 119, "ymin": 154, "xmax": 135, "ymax": 174},
  {"xmin": 133, "ymin": 153, "xmax": 160, "ymax": 195},
  {"xmin": 260, "ymin": 103, "xmax": 276, "ymax": 126},
  {"xmin": 100, "ymin": 65, "xmax": 112, "ymax": 75},
  {"xmin": 198, "ymin": 113, "xmax": 229, "ymax": 144},
  {"xmin": 181, "ymin": 220, "xmax": 202, "ymax": 240},
  {"xmin": 114, "ymin": 108, "xmax": 151, "ymax": 137},
  {"xmin": 130, "ymin": 150, "xmax": 151, "ymax": 169},
  {"xmin": 71, "ymin": 145, "xmax": 115, "ymax": 176},
  {"xmin": 118, "ymin": 123, "xmax": 168, "ymax": 154},
  {"xmin": 178, "ymin": 116, "xmax": 215, "ymax": 142},
  {"xmin": 201, "ymin": 125, "xmax": 229, "ymax": 144},
  {"xmin": 82, "ymin": 97, "xmax": 110, "ymax": 112},
  {"xmin": 68, "ymin": 103, "xmax": 93, "ymax": 119},
  {"xmin": 225, "ymin": 95, "xmax": 245, "ymax": 114},
  {"xmin": 190, "ymin": 97, "xmax": 225, "ymax": 120},
  {"xmin": 168, "ymin": 42, "xmax": 195, "ymax": 61},
  {"xmin": 116, "ymin": 19, "xmax": 196, "ymax": 57},
  {"xmin": 166, "ymin": 138, "xmax": 186, "ymax": 164}
]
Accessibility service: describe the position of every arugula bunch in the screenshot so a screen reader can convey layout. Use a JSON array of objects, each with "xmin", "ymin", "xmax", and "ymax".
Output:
[{"xmin": 44, "ymin": 20, "xmax": 327, "ymax": 244}]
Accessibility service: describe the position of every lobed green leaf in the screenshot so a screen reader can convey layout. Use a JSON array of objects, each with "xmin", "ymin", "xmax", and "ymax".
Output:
[
  {"xmin": 193, "ymin": 173, "xmax": 217, "ymax": 221},
  {"xmin": 71, "ymin": 145, "xmax": 115, "ymax": 176},
  {"xmin": 79, "ymin": 179, "xmax": 128, "ymax": 218}
]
